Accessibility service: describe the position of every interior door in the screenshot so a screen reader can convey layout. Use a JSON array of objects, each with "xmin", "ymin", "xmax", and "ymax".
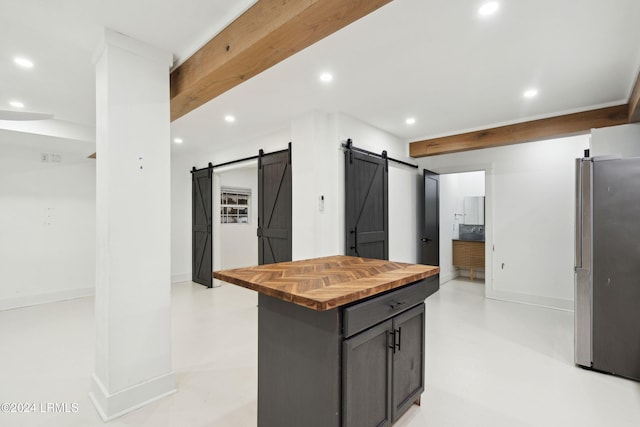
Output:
[
  {"xmin": 420, "ymin": 169, "xmax": 439, "ymax": 266},
  {"xmin": 192, "ymin": 167, "xmax": 212, "ymax": 287},
  {"xmin": 258, "ymin": 148, "xmax": 292, "ymax": 265},
  {"xmin": 345, "ymin": 150, "xmax": 388, "ymax": 260}
]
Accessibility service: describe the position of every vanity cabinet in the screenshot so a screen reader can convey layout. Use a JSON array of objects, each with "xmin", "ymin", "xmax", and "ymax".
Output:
[{"xmin": 452, "ymin": 240, "xmax": 485, "ymax": 280}]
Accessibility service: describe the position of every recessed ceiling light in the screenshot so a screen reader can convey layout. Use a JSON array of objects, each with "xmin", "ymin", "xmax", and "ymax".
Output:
[
  {"xmin": 478, "ymin": 1, "xmax": 499, "ymax": 16},
  {"xmin": 14, "ymin": 57, "xmax": 34, "ymax": 68},
  {"xmin": 9, "ymin": 100, "xmax": 24, "ymax": 108},
  {"xmin": 523, "ymin": 88, "xmax": 539, "ymax": 98},
  {"xmin": 173, "ymin": 138, "xmax": 183, "ymax": 144},
  {"xmin": 405, "ymin": 117, "xmax": 416, "ymax": 125},
  {"xmin": 319, "ymin": 72, "xmax": 333, "ymax": 83},
  {"xmin": 224, "ymin": 115, "xmax": 236, "ymax": 123}
]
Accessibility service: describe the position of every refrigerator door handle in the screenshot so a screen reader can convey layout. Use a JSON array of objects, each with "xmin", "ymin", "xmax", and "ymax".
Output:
[{"xmin": 575, "ymin": 159, "xmax": 583, "ymax": 269}]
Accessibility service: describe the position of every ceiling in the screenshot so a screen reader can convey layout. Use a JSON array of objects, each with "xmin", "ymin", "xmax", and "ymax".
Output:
[
  {"xmin": 2, "ymin": 0, "xmax": 640, "ymax": 157},
  {"xmin": 0, "ymin": 0, "xmax": 256, "ymax": 141}
]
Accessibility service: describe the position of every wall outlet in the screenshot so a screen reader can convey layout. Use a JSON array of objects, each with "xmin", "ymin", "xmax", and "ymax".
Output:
[{"xmin": 41, "ymin": 152, "xmax": 63, "ymax": 163}]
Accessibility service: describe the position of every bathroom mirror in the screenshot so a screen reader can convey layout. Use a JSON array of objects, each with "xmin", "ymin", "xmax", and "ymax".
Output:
[{"xmin": 463, "ymin": 196, "xmax": 485, "ymax": 225}]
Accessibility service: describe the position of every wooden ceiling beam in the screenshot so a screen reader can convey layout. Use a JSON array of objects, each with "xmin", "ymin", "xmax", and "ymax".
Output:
[
  {"xmin": 169, "ymin": 0, "xmax": 393, "ymax": 122},
  {"xmin": 409, "ymin": 104, "xmax": 629, "ymax": 158},
  {"xmin": 629, "ymin": 71, "xmax": 640, "ymax": 123}
]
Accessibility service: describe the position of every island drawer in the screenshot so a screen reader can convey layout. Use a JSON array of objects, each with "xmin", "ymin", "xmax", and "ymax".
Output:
[{"xmin": 343, "ymin": 275, "xmax": 438, "ymax": 338}]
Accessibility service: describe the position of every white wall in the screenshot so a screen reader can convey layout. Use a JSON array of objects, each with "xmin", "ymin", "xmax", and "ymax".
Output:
[
  {"xmin": 0, "ymin": 141, "xmax": 96, "ymax": 310},
  {"xmin": 438, "ymin": 173, "xmax": 459, "ymax": 282},
  {"xmin": 439, "ymin": 171, "xmax": 485, "ymax": 283},
  {"xmin": 418, "ymin": 134, "xmax": 589, "ymax": 310},
  {"xmin": 290, "ymin": 111, "xmax": 420, "ymax": 263},
  {"xmin": 170, "ymin": 154, "xmax": 192, "ymax": 283},
  {"xmin": 388, "ymin": 166, "xmax": 420, "ymax": 264},
  {"xmin": 591, "ymin": 122, "xmax": 640, "ymax": 157},
  {"xmin": 171, "ymin": 111, "xmax": 422, "ymax": 282}
]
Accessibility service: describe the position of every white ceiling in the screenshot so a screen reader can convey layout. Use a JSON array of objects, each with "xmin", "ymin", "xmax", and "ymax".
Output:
[
  {"xmin": 0, "ymin": 0, "xmax": 256, "ymax": 127},
  {"xmin": 2, "ymin": 0, "xmax": 640, "ymax": 157}
]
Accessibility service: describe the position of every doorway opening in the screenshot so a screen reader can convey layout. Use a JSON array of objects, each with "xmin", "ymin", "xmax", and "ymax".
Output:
[
  {"xmin": 438, "ymin": 170, "xmax": 488, "ymax": 292},
  {"xmin": 212, "ymin": 161, "xmax": 259, "ymax": 286}
]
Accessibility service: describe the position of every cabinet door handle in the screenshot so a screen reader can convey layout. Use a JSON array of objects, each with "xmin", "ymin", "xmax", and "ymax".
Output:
[
  {"xmin": 389, "ymin": 301, "xmax": 405, "ymax": 310},
  {"xmin": 388, "ymin": 330, "xmax": 397, "ymax": 353},
  {"xmin": 389, "ymin": 328, "xmax": 401, "ymax": 353}
]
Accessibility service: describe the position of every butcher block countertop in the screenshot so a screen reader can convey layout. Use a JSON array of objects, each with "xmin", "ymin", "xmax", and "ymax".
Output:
[{"xmin": 212, "ymin": 255, "xmax": 439, "ymax": 311}]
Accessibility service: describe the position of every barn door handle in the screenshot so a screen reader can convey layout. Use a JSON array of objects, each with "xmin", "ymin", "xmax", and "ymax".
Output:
[
  {"xmin": 396, "ymin": 328, "xmax": 401, "ymax": 351},
  {"xmin": 257, "ymin": 227, "xmax": 263, "ymax": 237},
  {"xmin": 350, "ymin": 227, "xmax": 360, "ymax": 257}
]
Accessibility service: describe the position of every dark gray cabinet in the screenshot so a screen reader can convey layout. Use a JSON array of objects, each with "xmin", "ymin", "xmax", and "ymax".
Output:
[
  {"xmin": 391, "ymin": 304, "xmax": 425, "ymax": 422},
  {"xmin": 343, "ymin": 304, "xmax": 425, "ymax": 427},
  {"xmin": 257, "ymin": 276, "xmax": 437, "ymax": 427},
  {"xmin": 343, "ymin": 319, "xmax": 393, "ymax": 427}
]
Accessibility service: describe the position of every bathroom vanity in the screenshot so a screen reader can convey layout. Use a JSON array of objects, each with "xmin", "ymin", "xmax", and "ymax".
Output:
[{"xmin": 452, "ymin": 239, "xmax": 485, "ymax": 281}]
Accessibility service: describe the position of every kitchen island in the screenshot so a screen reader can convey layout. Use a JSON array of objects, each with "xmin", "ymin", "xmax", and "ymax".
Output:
[{"xmin": 213, "ymin": 255, "xmax": 439, "ymax": 427}]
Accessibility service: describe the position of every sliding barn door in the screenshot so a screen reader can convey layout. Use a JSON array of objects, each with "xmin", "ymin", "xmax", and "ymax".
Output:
[
  {"xmin": 345, "ymin": 150, "xmax": 388, "ymax": 260},
  {"xmin": 192, "ymin": 167, "xmax": 212, "ymax": 287},
  {"xmin": 258, "ymin": 148, "xmax": 292, "ymax": 265}
]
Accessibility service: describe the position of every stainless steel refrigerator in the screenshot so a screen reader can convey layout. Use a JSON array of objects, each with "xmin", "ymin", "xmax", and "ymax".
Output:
[{"xmin": 575, "ymin": 155, "xmax": 640, "ymax": 381}]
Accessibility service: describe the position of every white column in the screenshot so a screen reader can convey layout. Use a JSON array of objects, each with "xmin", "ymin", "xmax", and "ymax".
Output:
[{"xmin": 90, "ymin": 29, "xmax": 175, "ymax": 421}]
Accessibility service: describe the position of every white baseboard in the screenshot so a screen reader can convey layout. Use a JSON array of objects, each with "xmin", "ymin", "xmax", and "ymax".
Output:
[
  {"xmin": 0, "ymin": 274, "xmax": 207, "ymax": 311},
  {"xmin": 89, "ymin": 372, "xmax": 176, "ymax": 422},
  {"xmin": 439, "ymin": 271, "xmax": 458, "ymax": 285},
  {"xmin": 171, "ymin": 273, "xmax": 190, "ymax": 283},
  {"xmin": 486, "ymin": 288, "xmax": 573, "ymax": 312},
  {"xmin": 0, "ymin": 287, "xmax": 95, "ymax": 311}
]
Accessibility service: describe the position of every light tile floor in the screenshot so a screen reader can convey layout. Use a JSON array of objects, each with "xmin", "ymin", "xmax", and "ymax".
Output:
[{"xmin": 1, "ymin": 279, "xmax": 639, "ymax": 426}]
